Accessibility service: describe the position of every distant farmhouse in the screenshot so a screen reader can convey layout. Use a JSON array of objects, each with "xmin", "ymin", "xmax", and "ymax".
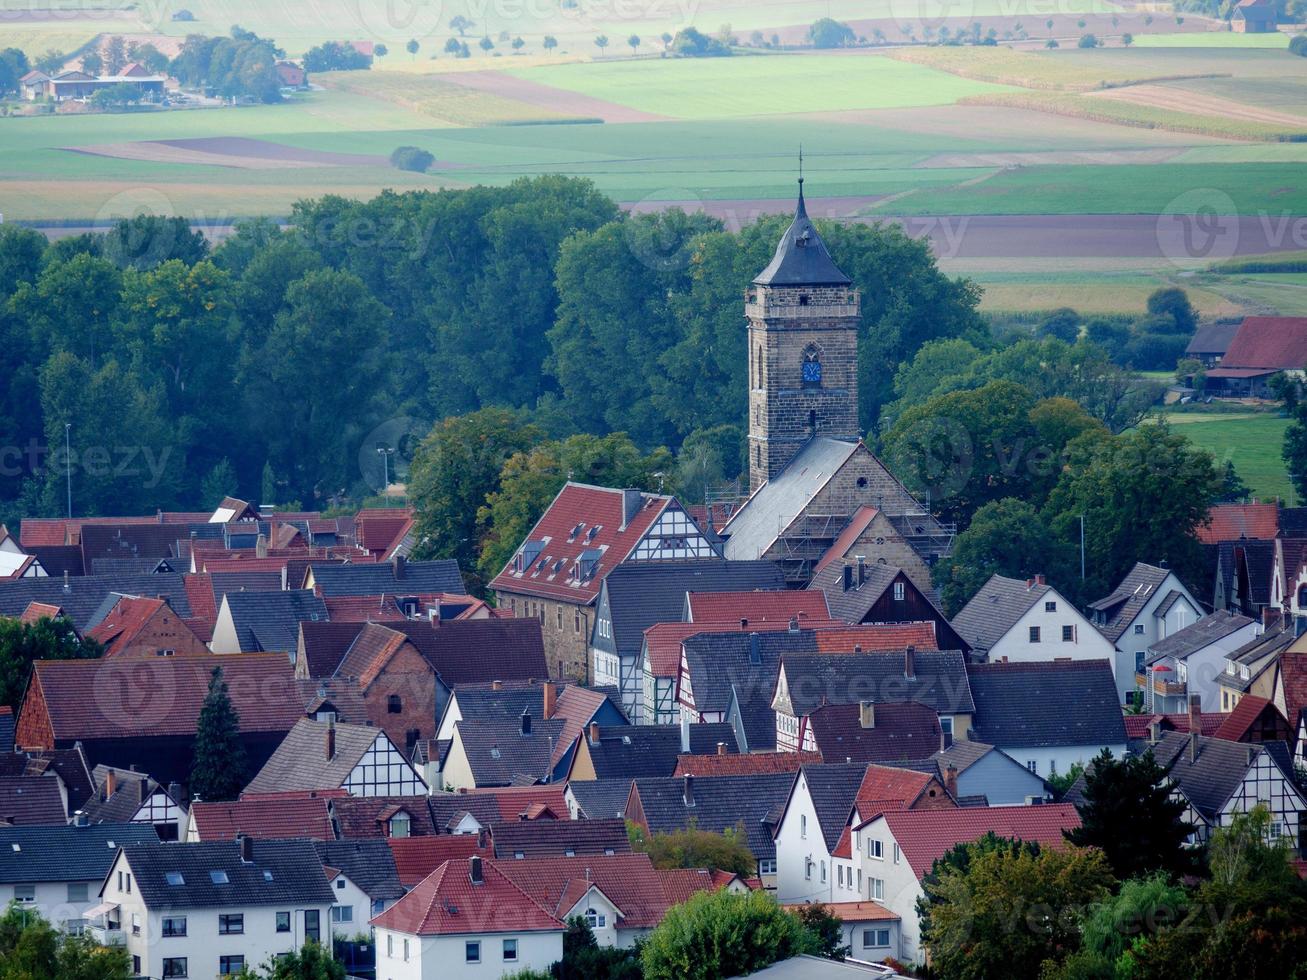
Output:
[
  {"xmin": 1232, "ymin": 0, "xmax": 1277, "ymax": 32},
  {"xmin": 19, "ymin": 67, "xmax": 166, "ymax": 102}
]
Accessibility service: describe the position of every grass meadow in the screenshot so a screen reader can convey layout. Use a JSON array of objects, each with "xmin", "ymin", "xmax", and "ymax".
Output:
[{"xmin": 1159, "ymin": 411, "xmax": 1297, "ymax": 504}]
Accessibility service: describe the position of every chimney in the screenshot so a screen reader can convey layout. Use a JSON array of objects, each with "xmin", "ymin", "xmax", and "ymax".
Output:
[
  {"xmin": 748, "ymin": 632, "xmax": 761, "ymax": 665},
  {"xmin": 105, "ymin": 769, "xmax": 117, "ymax": 799},
  {"xmin": 859, "ymin": 701, "xmax": 875, "ymax": 730},
  {"xmin": 788, "ymin": 616, "xmax": 799, "ymax": 634},
  {"xmin": 392, "ymin": 554, "xmax": 406, "ymax": 580},
  {"xmin": 1148, "ymin": 719, "xmax": 1161, "ymax": 745},
  {"xmin": 73, "ymin": 810, "xmax": 88, "ymax": 828},
  {"xmin": 1026, "ymin": 577, "xmax": 1035, "ymax": 590},
  {"xmin": 469, "ymin": 855, "xmax": 484, "ymax": 884},
  {"xmin": 1188, "ymin": 729, "xmax": 1200, "ymax": 764},
  {"xmin": 680, "ymin": 713, "xmax": 691, "ymax": 754},
  {"xmin": 238, "ymin": 833, "xmax": 254, "ymax": 864},
  {"xmin": 1262, "ymin": 605, "xmax": 1280, "ymax": 630},
  {"xmin": 492, "ymin": 679, "xmax": 502, "ymax": 691},
  {"xmin": 740, "ymin": 618, "xmax": 748, "ymax": 630},
  {"xmin": 716, "ymin": 741, "xmax": 727, "ymax": 756},
  {"xmin": 166, "ymin": 782, "xmax": 180, "ymax": 803},
  {"xmin": 542, "ymin": 681, "xmax": 557, "ymax": 720},
  {"xmin": 1035, "ymin": 574, "xmax": 1046, "ymax": 586},
  {"xmin": 325, "ymin": 721, "xmax": 336, "ymax": 761},
  {"xmin": 520, "ymin": 709, "xmax": 532, "ymax": 736},
  {"xmin": 853, "ymin": 644, "xmax": 861, "ymax": 654},
  {"xmin": 63, "ymin": 570, "xmax": 70, "ymax": 593},
  {"xmin": 1187, "ymin": 692, "xmax": 1201, "ymax": 732},
  {"xmin": 682, "ymin": 773, "xmax": 695, "ymax": 807},
  {"xmin": 1246, "ymin": 745, "xmax": 1256, "ymax": 767},
  {"xmin": 943, "ymin": 763, "xmax": 958, "ymax": 799},
  {"xmin": 842, "ymin": 565, "xmax": 853, "ymax": 592},
  {"xmin": 620, "ymin": 489, "xmax": 643, "ymax": 531},
  {"xmin": 138, "ymin": 776, "xmax": 150, "ymax": 805},
  {"xmin": 904, "ymin": 645, "xmax": 916, "ymax": 680},
  {"xmin": 255, "ymin": 533, "xmax": 268, "ymax": 559},
  {"xmin": 856, "ymin": 556, "xmax": 866, "ymax": 586},
  {"xmin": 477, "ymin": 827, "xmax": 488, "ymax": 850},
  {"xmin": 589, "ymin": 722, "xmax": 601, "ymax": 746}
]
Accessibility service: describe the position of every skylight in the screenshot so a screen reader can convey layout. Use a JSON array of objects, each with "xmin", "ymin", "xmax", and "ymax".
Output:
[
  {"xmin": 209, "ymin": 870, "xmax": 229, "ymax": 884},
  {"xmin": 166, "ymin": 871, "xmax": 185, "ymax": 886},
  {"xmin": 9, "ymin": 844, "xmax": 18, "ymax": 853},
  {"xmin": 263, "ymin": 870, "xmax": 274, "ymax": 881}
]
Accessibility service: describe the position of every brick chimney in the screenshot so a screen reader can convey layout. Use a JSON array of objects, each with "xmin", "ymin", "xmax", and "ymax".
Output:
[
  {"xmin": 682, "ymin": 773, "xmax": 694, "ymax": 807},
  {"xmin": 1187, "ymin": 692, "xmax": 1201, "ymax": 732},
  {"xmin": 325, "ymin": 721, "xmax": 336, "ymax": 761},
  {"xmin": 589, "ymin": 722, "xmax": 601, "ymax": 746},
  {"xmin": 904, "ymin": 646, "xmax": 916, "ymax": 680},
  {"xmin": 788, "ymin": 616, "xmax": 800, "ymax": 633},
  {"xmin": 859, "ymin": 701, "xmax": 875, "ymax": 729},
  {"xmin": 943, "ymin": 763, "xmax": 958, "ymax": 799},
  {"xmin": 238, "ymin": 833, "xmax": 253, "ymax": 864},
  {"xmin": 716, "ymin": 741, "xmax": 727, "ymax": 756},
  {"xmin": 105, "ymin": 769, "xmax": 117, "ymax": 799},
  {"xmin": 542, "ymin": 681, "xmax": 557, "ymax": 720},
  {"xmin": 492, "ymin": 679, "xmax": 502, "ymax": 691}
]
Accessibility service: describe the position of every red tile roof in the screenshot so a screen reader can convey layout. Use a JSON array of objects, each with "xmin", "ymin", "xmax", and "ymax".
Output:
[
  {"xmin": 687, "ymin": 590, "xmax": 831, "ymax": 626},
  {"xmin": 1197, "ymin": 502, "xmax": 1279, "ymax": 545},
  {"xmin": 86, "ymin": 596, "xmax": 168, "ymax": 657},
  {"xmin": 355, "ymin": 509, "xmax": 415, "ymax": 557},
  {"xmin": 548, "ymin": 686, "xmax": 611, "ymax": 766},
  {"xmin": 199, "ymin": 557, "xmax": 292, "ymax": 576},
  {"xmin": 814, "ymin": 505, "xmax": 880, "ymax": 574},
  {"xmin": 643, "ymin": 619, "xmax": 842, "ymax": 678},
  {"xmin": 496, "ymin": 853, "xmax": 674, "ymax": 928},
  {"xmin": 785, "ymin": 901, "xmax": 899, "ymax": 922},
  {"xmin": 1213, "ymin": 695, "xmax": 1280, "ymax": 742},
  {"xmin": 1221, "ymin": 317, "xmax": 1307, "ymax": 371},
  {"xmin": 877, "ymin": 804, "xmax": 1080, "ymax": 878},
  {"xmin": 488, "ymin": 484, "xmax": 674, "ymax": 604},
  {"xmin": 190, "ymin": 796, "xmax": 335, "ymax": 841},
  {"xmin": 1123, "ymin": 712, "xmax": 1228, "ymax": 740},
  {"xmin": 656, "ymin": 867, "xmax": 729, "ymax": 907},
  {"xmin": 387, "ymin": 836, "xmax": 489, "ymax": 887},
  {"xmin": 322, "ymin": 595, "xmax": 408, "ymax": 622},
  {"xmin": 19, "ymin": 516, "xmax": 154, "ymax": 548},
  {"xmin": 183, "ymin": 574, "xmax": 218, "ymax": 629},
  {"xmin": 458, "ymin": 786, "xmax": 570, "ymax": 822},
  {"xmin": 28, "ymin": 652, "xmax": 302, "ymax": 739},
  {"xmin": 673, "ymin": 751, "xmax": 823, "ymax": 778},
  {"xmin": 20, "ymin": 602, "xmax": 63, "ymax": 624},
  {"xmin": 335, "ymin": 623, "xmax": 411, "ymax": 690},
  {"xmin": 1278, "ymin": 650, "xmax": 1307, "ymax": 733},
  {"xmin": 812, "ymin": 623, "xmax": 939, "ymax": 653},
  {"xmin": 371, "ymin": 857, "xmax": 561, "ymax": 936},
  {"xmin": 855, "ymin": 764, "xmax": 940, "ymax": 811}
]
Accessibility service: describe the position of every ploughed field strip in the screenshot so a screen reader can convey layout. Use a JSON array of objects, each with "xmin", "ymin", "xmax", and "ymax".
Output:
[{"xmin": 64, "ymin": 137, "xmax": 391, "ymax": 169}]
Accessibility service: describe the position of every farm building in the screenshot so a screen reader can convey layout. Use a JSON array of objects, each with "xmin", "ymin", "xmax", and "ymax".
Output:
[
  {"xmin": 1232, "ymin": 0, "xmax": 1277, "ymax": 32},
  {"xmin": 22, "ymin": 69, "xmax": 167, "ymax": 102},
  {"xmin": 1205, "ymin": 316, "xmax": 1307, "ymax": 398}
]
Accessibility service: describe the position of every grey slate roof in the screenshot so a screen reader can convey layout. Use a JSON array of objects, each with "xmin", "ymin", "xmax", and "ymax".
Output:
[
  {"xmin": 808, "ymin": 562, "xmax": 902, "ymax": 625},
  {"xmin": 951, "ymin": 574, "xmax": 1050, "ymax": 652},
  {"xmin": 567, "ymin": 779, "xmax": 635, "ymax": 820},
  {"xmin": 211, "ymin": 571, "xmax": 283, "ymax": 600},
  {"xmin": 799, "ymin": 762, "xmax": 867, "ymax": 850},
  {"xmin": 1145, "ymin": 611, "xmax": 1254, "ymax": 665},
  {"xmin": 312, "ymin": 839, "xmax": 405, "ymax": 900},
  {"xmin": 490, "ymin": 817, "xmax": 630, "ymax": 859},
  {"xmin": 1186, "ymin": 322, "xmax": 1239, "ymax": 356},
  {"xmin": 455, "ymin": 717, "xmax": 566, "ymax": 787},
  {"xmin": 684, "ymin": 630, "xmax": 817, "ymax": 715},
  {"xmin": 729, "ymin": 681, "xmax": 781, "ymax": 752},
  {"xmin": 780, "ymin": 650, "xmax": 975, "ymax": 717},
  {"xmin": 401, "ymin": 620, "xmax": 548, "ymax": 686},
  {"xmin": 120, "ymin": 838, "xmax": 336, "ymax": 909},
  {"xmin": 309, "ymin": 559, "xmax": 464, "ymax": 598},
  {"xmin": 83, "ymin": 766, "xmax": 177, "ymax": 825},
  {"xmin": 0, "ymin": 573, "xmax": 193, "ymax": 630},
  {"xmin": 1089, "ymin": 563, "xmax": 1174, "ymax": 643},
  {"xmin": 722, "ymin": 438, "xmax": 860, "ymax": 560},
  {"xmin": 752, "ymin": 185, "xmax": 852, "ymax": 287},
  {"xmin": 631, "ymin": 772, "xmax": 794, "ymax": 861},
  {"xmin": 445, "ymin": 683, "xmax": 554, "ymax": 731},
  {"xmin": 968, "ymin": 660, "xmax": 1127, "ymax": 749},
  {"xmin": 245, "ymin": 719, "xmax": 388, "ymax": 794},
  {"xmin": 0, "ymin": 710, "xmax": 12, "ymax": 754},
  {"xmin": 224, "ymin": 589, "xmax": 327, "ymax": 652},
  {"xmin": 582, "ymin": 724, "xmax": 738, "ymax": 780},
  {"xmin": 0, "ymin": 822, "xmax": 158, "ymax": 883},
  {"xmin": 0, "ymin": 776, "xmax": 67, "ymax": 825},
  {"xmin": 600, "ymin": 559, "xmax": 784, "ymax": 659},
  {"xmin": 1150, "ymin": 731, "xmax": 1286, "ymax": 822},
  {"xmin": 427, "ymin": 793, "xmax": 502, "ymax": 832},
  {"xmin": 1153, "ymin": 590, "xmax": 1184, "ymax": 618}
]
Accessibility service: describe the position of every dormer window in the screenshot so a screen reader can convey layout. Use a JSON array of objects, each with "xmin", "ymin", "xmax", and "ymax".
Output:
[{"xmin": 389, "ymin": 813, "xmax": 411, "ymax": 839}]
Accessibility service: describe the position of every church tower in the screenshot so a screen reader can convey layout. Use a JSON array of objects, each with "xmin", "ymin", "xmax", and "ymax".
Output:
[{"xmin": 746, "ymin": 180, "xmax": 861, "ymax": 492}]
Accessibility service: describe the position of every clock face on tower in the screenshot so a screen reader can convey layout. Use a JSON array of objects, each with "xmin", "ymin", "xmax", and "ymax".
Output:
[{"xmin": 802, "ymin": 357, "xmax": 822, "ymax": 385}]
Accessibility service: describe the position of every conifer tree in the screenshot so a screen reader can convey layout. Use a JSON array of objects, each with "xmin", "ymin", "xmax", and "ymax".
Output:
[{"xmin": 189, "ymin": 666, "xmax": 247, "ymax": 802}]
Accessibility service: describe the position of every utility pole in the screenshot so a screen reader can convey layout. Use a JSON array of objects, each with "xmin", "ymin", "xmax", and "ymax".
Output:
[
  {"xmin": 1079, "ymin": 514, "xmax": 1086, "ymax": 581},
  {"xmin": 64, "ymin": 422, "xmax": 72, "ymax": 519}
]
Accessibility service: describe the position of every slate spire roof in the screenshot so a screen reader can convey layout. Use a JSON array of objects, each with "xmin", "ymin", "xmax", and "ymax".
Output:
[{"xmin": 753, "ymin": 179, "xmax": 852, "ymax": 287}]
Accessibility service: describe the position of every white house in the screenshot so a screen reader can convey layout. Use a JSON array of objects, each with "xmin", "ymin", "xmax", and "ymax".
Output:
[
  {"xmin": 951, "ymin": 574, "xmax": 1120, "ymax": 694},
  {"xmin": 88, "ymin": 837, "xmax": 336, "ymax": 980},
  {"xmin": 847, "ymin": 805, "xmax": 1080, "ymax": 964},
  {"xmin": 0, "ymin": 821, "xmax": 157, "ymax": 933},
  {"xmin": 371, "ymin": 855, "xmax": 564, "ymax": 980},
  {"xmin": 1089, "ymin": 562, "xmax": 1203, "ymax": 703},
  {"xmin": 314, "ymin": 840, "xmax": 406, "ymax": 938},
  {"xmin": 244, "ymin": 719, "xmax": 427, "ymax": 798},
  {"xmin": 772, "ymin": 764, "xmax": 867, "ymax": 905},
  {"xmin": 1141, "ymin": 611, "xmax": 1259, "ymax": 714}
]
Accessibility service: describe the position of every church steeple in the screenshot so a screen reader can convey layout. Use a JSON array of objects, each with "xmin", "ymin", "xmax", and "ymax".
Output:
[
  {"xmin": 752, "ymin": 178, "xmax": 852, "ymax": 288},
  {"xmin": 745, "ymin": 174, "xmax": 861, "ymax": 492}
]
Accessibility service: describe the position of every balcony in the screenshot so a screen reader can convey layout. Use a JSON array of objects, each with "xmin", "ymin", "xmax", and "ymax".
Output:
[
  {"xmin": 1136, "ymin": 671, "xmax": 1187, "ymax": 697},
  {"xmin": 89, "ymin": 925, "xmax": 125, "ymax": 946},
  {"xmin": 744, "ymin": 300, "xmax": 858, "ymax": 320}
]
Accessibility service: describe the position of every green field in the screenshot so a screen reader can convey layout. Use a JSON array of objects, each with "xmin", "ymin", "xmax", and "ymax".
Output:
[
  {"xmin": 1131, "ymin": 31, "xmax": 1291, "ymax": 47},
  {"xmin": 1160, "ymin": 411, "xmax": 1297, "ymax": 503},
  {"xmin": 511, "ymin": 55, "xmax": 1019, "ymax": 119}
]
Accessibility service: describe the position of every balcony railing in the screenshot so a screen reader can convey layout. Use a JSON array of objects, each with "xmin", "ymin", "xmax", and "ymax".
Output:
[
  {"xmin": 1135, "ymin": 671, "xmax": 1187, "ymax": 697},
  {"xmin": 744, "ymin": 300, "xmax": 858, "ymax": 320},
  {"xmin": 89, "ymin": 925, "xmax": 125, "ymax": 946}
]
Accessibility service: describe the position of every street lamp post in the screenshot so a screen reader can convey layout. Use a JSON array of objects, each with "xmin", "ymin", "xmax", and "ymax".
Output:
[{"xmin": 376, "ymin": 445, "xmax": 395, "ymax": 493}]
